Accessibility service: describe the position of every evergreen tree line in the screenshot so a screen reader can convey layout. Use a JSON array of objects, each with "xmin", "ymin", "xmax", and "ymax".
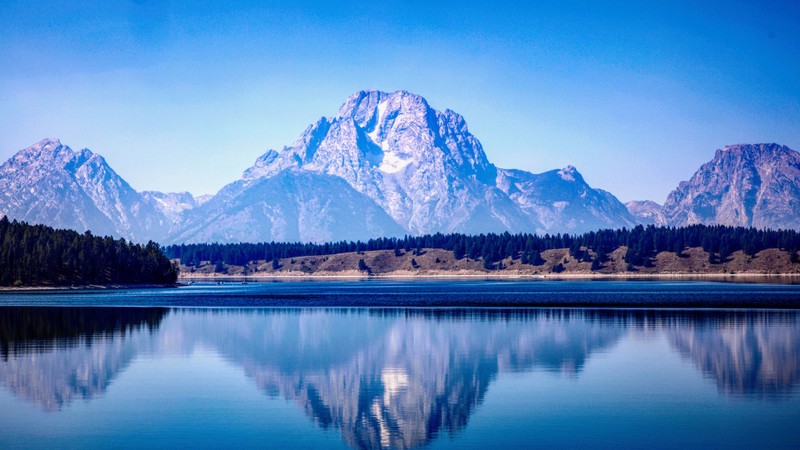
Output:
[
  {"xmin": 165, "ymin": 224, "xmax": 800, "ymax": 270},
  {"xmin": 0, "ymin": 217, "xmax": 178, "ymax": 286}
]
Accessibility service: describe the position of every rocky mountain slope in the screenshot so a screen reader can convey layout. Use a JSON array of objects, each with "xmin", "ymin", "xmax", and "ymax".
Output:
[
  {"xmin": 0, "ymin": 138, "xmax": 168, "ymax": 242},
  {"xmin": 5, "ymin": 98, "xmax": 798, "ymax": 244},
  {"xmin": 170, "ymin": 170, "xmax": 405, "ymax": 243},
  {"xmin": 141, "ymin": 191, "xmax": 209, "ymax": 226},
  {"xmin": 625, "ymin": 200, "xmax": 666, "ymax": 226},
  {"xmin": 661, "ymin": 143, "xmax": 800, "ymax": 229},
  {"xmin": 173, "ymin": 90, "xmax": 635, "ymax": 242},
  {"xmin": 498, "ymin": 166, "xmax": 636, "ymax": 232}
]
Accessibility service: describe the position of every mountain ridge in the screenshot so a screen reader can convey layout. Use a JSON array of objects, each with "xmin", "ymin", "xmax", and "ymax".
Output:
[
  {"xmin": 0, "ymin": 138, "xmax": 168, "ymax": 242},
  {"xmin": 3, "ymin": 93, "xmax": 799, "ymax": 243},
  {"xmin": 190, "ymin": 89, "xmax": 636, "ymax": 241}
]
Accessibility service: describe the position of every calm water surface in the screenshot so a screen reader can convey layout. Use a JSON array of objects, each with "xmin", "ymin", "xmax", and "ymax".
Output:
[{"xmin": 1, "ymin": 281, "xmax": 799, "ymax": 449}]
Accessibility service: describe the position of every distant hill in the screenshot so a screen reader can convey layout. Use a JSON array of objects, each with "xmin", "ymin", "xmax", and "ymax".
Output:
[
  {"xmin": 178, "ymin": 246, "xmax": 800, "ymax": 278},
  {"xmin": 165, "ymin": 224, "xmax": 800, "ymax": 277},
  {"xmin": 0, "ymin": 217, "xmax": 177, "ymax": 287},
  {"xmin": 625, "ymin": 200, "xmax": 665, "ymax": 226}
]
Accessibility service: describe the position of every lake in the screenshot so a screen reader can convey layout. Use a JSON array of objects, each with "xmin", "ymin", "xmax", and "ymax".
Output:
[{"xmin": 1, "ymin": 281, "xmax": 799, "ymax": 449}]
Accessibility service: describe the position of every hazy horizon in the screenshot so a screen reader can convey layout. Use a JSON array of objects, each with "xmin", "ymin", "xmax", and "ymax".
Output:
[{"xmin": 1, "ymin": 1, "xmax": 798, "ymax": 203}]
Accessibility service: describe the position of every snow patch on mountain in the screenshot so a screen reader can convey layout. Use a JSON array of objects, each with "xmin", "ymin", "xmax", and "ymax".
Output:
[{"xmin": 4, "ymin": 90, "xmax": 650, "ymax": 244}]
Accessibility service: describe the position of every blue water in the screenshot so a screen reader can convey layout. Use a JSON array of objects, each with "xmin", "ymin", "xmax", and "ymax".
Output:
[{"xmin": 1, "ymin": 281, "xmax": 799, "ymax": 449}]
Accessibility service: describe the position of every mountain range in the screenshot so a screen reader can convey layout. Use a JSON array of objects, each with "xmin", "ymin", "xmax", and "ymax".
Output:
[{"xmin": 1, "ymin": 91, "xmax": 799, "ymax": 243}]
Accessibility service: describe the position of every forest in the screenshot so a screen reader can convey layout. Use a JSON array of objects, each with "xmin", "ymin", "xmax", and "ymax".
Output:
[
  {"xmin": 164, "ymin": 224, "xmax": 800, "ymax": 270},
  {"xmin": 0, "ymin": 217, "xmax": 178, "ymax": 286}
]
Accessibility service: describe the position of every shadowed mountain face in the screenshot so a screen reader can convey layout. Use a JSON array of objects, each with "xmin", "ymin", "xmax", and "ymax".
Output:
[
  {"xmin": 1, "ymin": 308, "xmax": 797, "ymax": 448},
  {"xmin": 170, "ymin": 170, "xmax": 405, "ymax": 244}
]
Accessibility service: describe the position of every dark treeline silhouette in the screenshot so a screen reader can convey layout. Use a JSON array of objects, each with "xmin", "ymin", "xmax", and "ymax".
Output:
[
  {"xmin": 165, "ymin": 224, "xmax": 800, "ymax": 269},
  {"xmin": 0, "ymin": 307, "xmax": 168, "ymax": 358},
  {"xmin": 0, "ymin": 217, "xmax": 177, "ymax": 286}
]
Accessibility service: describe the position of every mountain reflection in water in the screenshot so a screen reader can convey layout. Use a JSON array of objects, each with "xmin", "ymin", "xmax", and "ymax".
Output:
[{"xmin": 0, "ymin": 307, "xmax": 798, "ymax": 449}]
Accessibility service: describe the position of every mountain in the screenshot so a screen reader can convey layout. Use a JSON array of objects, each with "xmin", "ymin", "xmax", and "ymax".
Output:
[
  {"xmin": 662, "ymin": 143, "xmax": 800, "ymax": 229},
  {"xmin": 141, "ymin": 191, "xmax": 207, "ymax": 226},
  {"xmin": 498, "ymin": 166, "xmax": 636, "ymax": 232},
  {"xmin": 198, "ymin": 89, "xmax": 634, "ymax": 241},
  {"xmin": 241, "ymin": 90, "xmax": 529, "ymax": 235},
  {"xmin": 170, "ymin": 170, "xmax": 405, "ymax": 243},
  {"xmin": 0, "ymin": 138, "xmax": 168, "ymax": 242},
  {"xmin": 0, "ymin": 92, "xmax": 664, "ymax": 243},
  {"xmin": 626, "ymin": 200, "xmax": 665, "ymax": 225}
]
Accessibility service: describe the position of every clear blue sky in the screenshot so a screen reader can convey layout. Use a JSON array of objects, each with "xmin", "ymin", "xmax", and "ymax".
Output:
[{"xmin": 1, "ymin": 0, "xmax": 798, "ymax": 203}]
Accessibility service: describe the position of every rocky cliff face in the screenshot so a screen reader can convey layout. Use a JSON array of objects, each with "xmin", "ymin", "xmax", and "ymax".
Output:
[
  {"xmin": 0, "ymin": 138, "xmax": 168, "ymax": 242},
  {"xmin": 211, "ymin": 89, "xmax": 635, "ymax": 241},
  {"xmin": 240, "ymin": 90, "xmax": 528, "ymax": 235},
  {"xmin": 662, "ymin": 144, "xmax": 800, "ymax": 229}
]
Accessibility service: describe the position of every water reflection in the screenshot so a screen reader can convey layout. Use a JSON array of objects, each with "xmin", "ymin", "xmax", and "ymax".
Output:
[
  {"xmin": 0, "ymin": 308, "xmax": 798, "ymax": 448},
  {"xmin": 667, "ymin": 313, "xmax": 800, "ymax": 398},
  {"xmin": 219, "ymin": 309, "xmax": 623, "ymax": 449},
  {"xmin": 0, "ymin": 307, "xmax": 167, "ymax": 411}
]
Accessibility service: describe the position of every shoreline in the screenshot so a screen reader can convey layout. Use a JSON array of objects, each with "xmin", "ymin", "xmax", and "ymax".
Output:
[
  {"xmin": 0, "ymin": 283, "xmax": 179, "ymax": 292},
  {"xmin": 179, "ymin": 272, "xmax": 800, "ymax": 282},
  {"xmin": 3, "ymin": 274, "xmax": 799, "ymax": 291}
]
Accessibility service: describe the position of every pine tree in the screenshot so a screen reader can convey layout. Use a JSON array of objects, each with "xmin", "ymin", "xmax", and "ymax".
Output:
[
  {"xmin": 530, "ymin": 250, "xmax": 544, "ymax": 266},
  {"xmin": 520, "ymin": 250, "xmax": 530, "ymax": 265},
  {"xmin": 452, "ymin": 241, "xmax": 465, "ymax": 260}
]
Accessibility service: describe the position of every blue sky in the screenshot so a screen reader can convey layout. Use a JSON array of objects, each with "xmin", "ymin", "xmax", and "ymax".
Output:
[{"xmin": 1, "ymin": 1, "xmax": 798, "ymax": 202}]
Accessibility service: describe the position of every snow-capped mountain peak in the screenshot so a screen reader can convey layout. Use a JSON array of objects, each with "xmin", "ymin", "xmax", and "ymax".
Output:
[
  {"xmin": 186, "ymin": 90, "xmax": 636, "ymax": 240},
  {"xmin": 3, "ymin": 91, "xmax": 643, "ymax": 243}
]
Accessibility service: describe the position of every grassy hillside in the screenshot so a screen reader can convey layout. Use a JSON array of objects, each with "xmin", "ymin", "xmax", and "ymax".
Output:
[{"xmin": 178, "ymin": 246, "xmax": 800, "ymax": 278}]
